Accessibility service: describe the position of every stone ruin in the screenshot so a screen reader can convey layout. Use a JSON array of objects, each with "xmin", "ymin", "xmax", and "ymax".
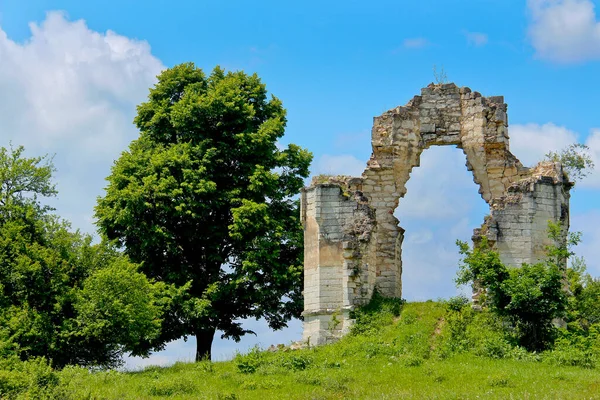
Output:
[{"xmin": 300, "ymin": 83, "xmax": 572, "ymax": 345}]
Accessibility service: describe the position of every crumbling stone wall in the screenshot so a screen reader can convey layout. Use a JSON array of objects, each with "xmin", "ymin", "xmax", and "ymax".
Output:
[{"xmin": 301, "ymin": 83, "xmax": 571, "ymax": 345}]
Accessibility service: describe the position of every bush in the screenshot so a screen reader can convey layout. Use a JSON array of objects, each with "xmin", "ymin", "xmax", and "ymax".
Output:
[
  {"xmin": 543, "ymin": 325, "xmax": 600, "ymax": 369},
  {"xmin": 279, "ymin": 353, "xmax": 313, "ymax": 371},
  {"xmin": 400, "ymin": 354, "xmax": 424, "ymax": 367},
  {"xmin": 236, "ymin": 346, "xmax": 315, "ymax": 375},
  {"xmin": 456, "ymin": 231, "xmax": 567, "ymax": 352},
  {"xmin": 567, "ymin": 259, "xmax": 600, "ymax": 331},
  {"xmin": 0, "ymin": 357, "xmax": 67, "ymax": 399},
  {"xmin": 435, "ymin": 302, "xmax": 512, "ymax": 360},
  {"xmin": 235, "ymin": 346, "xmax": 265, "ymax": 374},
  {"xmin": 350, "ymin": 291, "xmax": 404, "ymax": 336},
  {"xmin": 445, "ymin": 295, "xmax": 470, "ymax": 312}
]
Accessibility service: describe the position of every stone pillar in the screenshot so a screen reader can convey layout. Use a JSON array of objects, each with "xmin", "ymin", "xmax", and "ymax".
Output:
[{"xmin": 301, "ymin": 184, "xmax": 373, "ymax": 345}]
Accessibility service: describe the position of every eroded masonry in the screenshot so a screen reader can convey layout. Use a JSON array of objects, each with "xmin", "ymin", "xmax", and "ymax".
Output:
[{"xmin": 301, "ymin": 83, "xmax": 571, "ymax": 345}]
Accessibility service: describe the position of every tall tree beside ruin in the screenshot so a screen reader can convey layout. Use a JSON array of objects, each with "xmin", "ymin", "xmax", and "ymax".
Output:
[{"xmin": 95, "ymin": 63, "xmax": 312, "ymax": 361}]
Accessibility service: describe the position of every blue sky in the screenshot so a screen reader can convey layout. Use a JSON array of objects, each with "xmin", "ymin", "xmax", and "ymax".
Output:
[{"xmin": 1, "ymin": 0, "xmax": 599, "ymax": 368}]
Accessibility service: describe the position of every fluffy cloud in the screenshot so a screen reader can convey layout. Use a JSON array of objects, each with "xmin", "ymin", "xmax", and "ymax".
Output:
[
  {"xmin": 395, "ymin": 148, "xmax": 489, "ymax": 300},
  {"xmin": 0, "ymin": 11, "xmax": 164, "ymax": 235},
  {"xmin": 398, "ymin": 146, "xmax": 488, "ymax": 220},
  {"xmin": 527, "ymin": 0, "xmax": 600, "ymax": 63},
  {"xmin": 400, "ymin": 215, "xmax": 476, "ymax": 301},
  {"xmin": 509, "ymin": 123, "xmax": 578, "ymax": 166},
  {"xmin": 571, "ymin": 210, "xmax": 600, "ymax": 277},
  {"xmin": 509, "ymin": 123, "xmax": 600, "ymax": 188}
]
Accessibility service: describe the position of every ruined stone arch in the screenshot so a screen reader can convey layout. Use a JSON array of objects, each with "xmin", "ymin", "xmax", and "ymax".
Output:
[{"xmin": 301, "ymin": 83, "xmax": 571, "ymax": 345}]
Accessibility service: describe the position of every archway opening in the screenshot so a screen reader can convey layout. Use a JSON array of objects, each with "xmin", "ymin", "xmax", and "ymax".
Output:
[{"xmin": 394, "ymin": 145, "xmax": 489, "ymax": 301}]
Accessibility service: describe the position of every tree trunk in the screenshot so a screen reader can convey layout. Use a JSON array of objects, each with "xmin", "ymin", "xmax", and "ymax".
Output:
[{"xmin": 195, "ymin": 327, "xmax": 216, "ymax": 361}]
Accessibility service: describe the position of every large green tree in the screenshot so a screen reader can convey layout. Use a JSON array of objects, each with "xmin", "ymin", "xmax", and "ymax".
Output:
[
  {"xmin": 0, "ymin": 145, "xmax": 163, "ymax": 368},
  {"xmin": 95, "ymin": 63, "xmax": 312, "ymax": 360}
]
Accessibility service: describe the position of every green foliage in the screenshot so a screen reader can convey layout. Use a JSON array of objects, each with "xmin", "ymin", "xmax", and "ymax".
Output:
[
  {"xmin": 95, "ymin": 63, "xmax": 312, "ymax": 360},
  {"xmin": 235, "ymin": 346, "xmax": 314, "ymax": 375},
  {"xmin": 543, "ymin": 326, "xmax": 600, "ymax": 369},
  {"xmin": 435, "ymin": 299, "xmax": 511, "ymax": 359},
  {"xmin": 148, "ymin": 377, "xmax": 196, "ymax": 396},
  {"xmin": 235, "ymin": 347, "xmax": 264, "ymax": 374},
  {"xmin": 545, "ymin": 143, "xmax": 594, "ymax": 184},
  {"xmin": 0, "ymin": 145, "xmax": 163, "ymax": 368},
  {"xmin": 566, "ymin": 257, "xmax": 600, "ymax": 331},
  {"xmin": 0, "ymin": 356, "xmax": 67, "ymax": 399},
  {"xmin": 350, "ymin": 291, "xmax": 404, "ymax": 336},
  {"xmin": 445, "ymin": 294, "xmax": 469, "ymax": 312},
  {"xmin": 74, "ymin": 258, "xmax": 163, "ymax": 360},
  {"xmin": 456, "ymin": 227, "xmax": 569, "ymax": 351},
  {"xmin": 0, "ymin": 144, "xmax": 57, "ymax": 217}
]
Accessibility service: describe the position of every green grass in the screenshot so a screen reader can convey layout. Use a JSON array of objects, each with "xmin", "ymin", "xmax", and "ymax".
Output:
[{"xmin": 50, "ymin": 300, "xmax": 600, "ymax": 400}]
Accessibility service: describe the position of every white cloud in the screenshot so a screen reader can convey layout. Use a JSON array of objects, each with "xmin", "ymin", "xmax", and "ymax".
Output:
[
  {"xmin": 314, "ymin": 154, "xmax": 366, "ymax": 177},
  {"xmin": 571, "ymin": 210, "xmax": 600, "ymax": 277},
  {"xmin": 403, "ymin": 37, "xmax": 430, "ymax": 49},
  {"xmin": 509, "ymin": 123, "xmax": 600, "ymax": 188},
  {"xmin": 398, "ymin": 146, "xmax": 488, "ymax": 219},
  {"xmin": 396, "ymin": 147, "xmax": 490, "ymax": 301},
  {"xmin": 464, "ymin": 31, "xmax": 488, "ymax": 47},
  {"xmin": 401, "ymin": 217, "xmax": 476, "ymax": 301},
  {"xmin": 527, "ymin": 0, "xmax": 600, "ymax": 63},
  {"xmin": 0, "ymin": 11, "xmax": 164, "ymax": 235},
  {"xmin": 509, "ymin": 122, "xmax": 578, "ymax": 166}
]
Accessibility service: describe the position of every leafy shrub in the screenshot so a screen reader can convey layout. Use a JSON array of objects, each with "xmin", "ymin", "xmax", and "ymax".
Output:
[
  {"xmin": 474, "ymin": 335, "xmax": 512, "ymax": 359},
  {"xmin": 434, "ymin": 301, "xmax": 514, "ymax": 360},
  {"xmin": 0, "ymin": 357, "xmax": 66, "ymax": 399},
  {"xmin": 456, "ymin": 229, "xmax": 568, "ymax": 351},
  {"xmin": 196, "ymin": 360, "xmax": 214, "ymax": 373},
  {"xmin": 445, "ymin": 295, "xmax": 470, "ymax": 312},
  {"xmin": 506, "ymin": 346, "xmax": 541, "ymax": 362},
  {"xmin": 566, "ymin": 259, "xmax": 600, "ymax": 331},
  {"xmin": 236, "ymin": 346, "xmax": 314, "ymax": 375},
  {"xmin": 350, "ymin": 291, "xmax": 404, "ymax": 336},
  {"xmin": 543, "ymin": 326, "xmax": 600, "ymax": 369},
  {"xmin": 400, "ymin": 354, "xmax": 424, "ymax": 367},
  {"xmin": 279, "ymin": 353, "xmax": 313, "ymax": 371},
  {"xmin": 235, "ymin": 346, "xmax": 265, "ymax": 374},
  {"xmin": 433, "ymin": 303, "xmax": 474, "ymax": 356}
]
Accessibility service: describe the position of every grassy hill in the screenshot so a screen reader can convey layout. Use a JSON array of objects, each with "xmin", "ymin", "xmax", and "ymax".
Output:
[{"xmin": 25, "ymin": 298, "xmax": 596, "ymax": 400}]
